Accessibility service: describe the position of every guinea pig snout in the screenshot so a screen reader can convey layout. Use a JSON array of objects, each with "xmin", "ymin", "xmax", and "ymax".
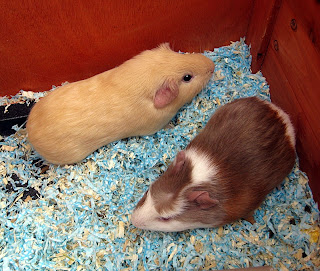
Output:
[
  {"xmin": 131, "ymin": 212, "xmax": 146, "ymax": 228},
  {"xmin": 209, "ymin": 63, "xmax": 215, "ymax": 74}
]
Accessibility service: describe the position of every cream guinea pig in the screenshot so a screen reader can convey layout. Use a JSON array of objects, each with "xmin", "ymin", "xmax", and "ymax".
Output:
[
  {"xmin": 131, "ymin": 97, "xmax": 296, "ymax": 232},
  {"xmin": 26, "ymin": 43, "xmax": 215, "ymax": 164}
]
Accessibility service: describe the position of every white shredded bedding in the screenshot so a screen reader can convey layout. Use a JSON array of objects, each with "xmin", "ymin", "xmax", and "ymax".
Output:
[{"xmin": 0, "ymin": 39, "xmax": 319, "ymax": 270}]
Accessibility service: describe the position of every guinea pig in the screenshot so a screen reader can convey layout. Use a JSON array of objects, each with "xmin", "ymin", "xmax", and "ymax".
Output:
[
  {"xmin": 26, "ymin": 43, "xmax": 215, "ymax": 165},
  {"xmin": 131, "ymin": 96, "xmax": 296, "ymax": 232}
]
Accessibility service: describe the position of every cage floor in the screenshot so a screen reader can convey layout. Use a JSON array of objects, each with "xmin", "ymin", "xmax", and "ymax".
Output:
[{"xmin": 0, "ymin": 39, "xmax": 319, "ymax": 270}]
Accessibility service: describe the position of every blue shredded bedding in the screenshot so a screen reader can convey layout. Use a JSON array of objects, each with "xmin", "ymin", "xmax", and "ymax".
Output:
[{"xmin": 0, "ymin": 39, "xmax": 319, "ymax": 270}]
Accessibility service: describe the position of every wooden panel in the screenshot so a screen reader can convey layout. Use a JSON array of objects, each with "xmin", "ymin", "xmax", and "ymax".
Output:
[
  {"xmin": 246, "ymin": 0, "xmax": 281, "ymax": 73},
  {"xmin": 262, "ymin": 0, "xmax": 320, "ymax": 203},
  {"xmin": 286, "ymin": 0, "xmax": 320, "ymax": 53},
  {"xmin": 0, "ymin": 0, "xmax": 253, "ymax": 96}
]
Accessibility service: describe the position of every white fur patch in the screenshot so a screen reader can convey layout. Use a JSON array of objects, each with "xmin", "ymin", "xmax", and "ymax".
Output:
[
  {"xmin": 131, "ymin": 149, "xmax": 218, "ymax": 232},
  {"xmin": 131, "ymin": 190, "xmax": 189, "ymax": 232},
  {"xmin": 264, "ymin": 100, "xmax": 296, "ymax": 148},
  {"xmin": 185, "ymin": 148, "xmax": 218, "ymax": 185},
  {"xmin": 131, "ymin": 191, "xmax": 155, "ymax": 228}
]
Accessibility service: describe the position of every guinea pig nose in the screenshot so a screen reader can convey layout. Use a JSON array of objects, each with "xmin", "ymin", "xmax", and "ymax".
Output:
[
  {"xmin": 131, "ymin": 215, "xmax": 144, "ymax": 228},
  {"xmin": 208, "ymin": 69, "xmax": 214, "ymax": 75}
]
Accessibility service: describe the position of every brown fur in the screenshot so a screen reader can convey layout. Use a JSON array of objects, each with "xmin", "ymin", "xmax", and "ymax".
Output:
[
  {"xmin": 26, "ymin": 44, "xmax": 214, "ymax": 164},
  {"xmin": 134, "ymin": 97, "xmax": 296, "ymax": 230},
  {"xmin": 185, "ymin": 97, "xmax": 295, "ymax": 226},
  {"xmin": 151, "ymin": 156, "xmax": 193, "ymax": 215}
]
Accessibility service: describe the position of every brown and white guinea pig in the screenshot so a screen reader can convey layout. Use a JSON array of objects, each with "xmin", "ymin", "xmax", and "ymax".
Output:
[
  {"xmin": 131, "ymin": 96, "xmax": 296, "ymax": 232},
  {"xmin": 26, "ymin": 43, "xmax": 215, "ymax": 165}
]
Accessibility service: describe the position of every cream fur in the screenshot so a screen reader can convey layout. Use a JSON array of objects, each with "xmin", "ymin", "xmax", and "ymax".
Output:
[{"xmin": 27, "ymin": 44, "xmax": 215, "ymax": 164}]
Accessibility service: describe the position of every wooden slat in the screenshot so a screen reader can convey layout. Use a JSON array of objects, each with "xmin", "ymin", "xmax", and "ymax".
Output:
[
  {"xmin": 262, "ymin": 0, "xmax": 320, "ymax": 203},
  {"xmin": 0, "ymin": 0, "xmax": 253, "ymax": 96},
  {"xmin": 286, "ymin": 0, "xmax": 320, "ymax": 53},
  {"xmin": 246, "ymin": 0, "xmax": 281, "ymax": 73}
]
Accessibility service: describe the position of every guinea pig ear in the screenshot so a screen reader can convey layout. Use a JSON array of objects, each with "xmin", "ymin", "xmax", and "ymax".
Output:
[
  {"xmin": 154, "ymin": 78, "xmax": 179, "ymax": 109},
  {"xmin": 172, "ymin": 151, "xmax": 186, "ymax": 174},
  {"xmin": 188, "ymin": 191, "xmax": 219, "ymax": 210}
]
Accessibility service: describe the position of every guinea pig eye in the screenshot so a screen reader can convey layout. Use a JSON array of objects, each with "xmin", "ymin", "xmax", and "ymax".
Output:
[
  {"xmin": 159, "ymin": 217, "xmax": 171, "ymax": 222},
  {"xmin": 182, "ymin": 74, "xmax": 193, "ymax": 82}
]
